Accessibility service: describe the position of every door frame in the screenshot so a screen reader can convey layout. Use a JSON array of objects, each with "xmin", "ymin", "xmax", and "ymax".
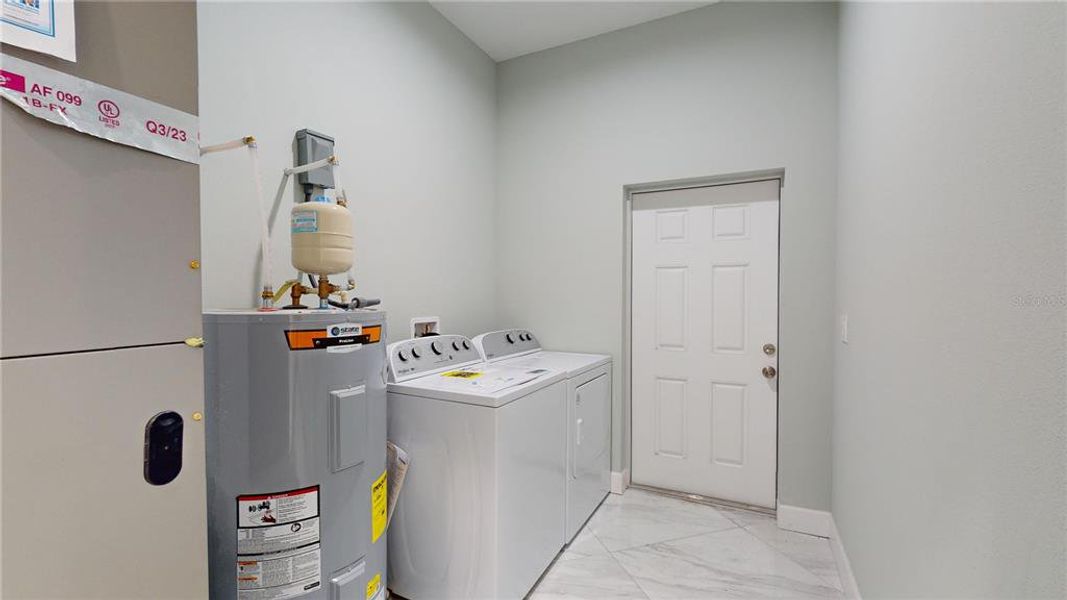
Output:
[{"xmin": 621, "ymin": 168, "xmax": 785, "ymax": 503}]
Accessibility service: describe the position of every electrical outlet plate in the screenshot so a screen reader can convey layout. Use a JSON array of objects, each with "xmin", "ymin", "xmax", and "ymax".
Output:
[{"xmin": 410, "ymin": 316, "xmax": 440, "ymax": 338}]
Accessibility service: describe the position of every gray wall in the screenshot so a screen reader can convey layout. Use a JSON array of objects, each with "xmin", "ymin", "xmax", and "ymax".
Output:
[
  {"xmin": 496, "ymin": 2, "xmax": 839, "ymax": 511},
  {"xmin": 198, "ymin": 2, "xmax": 497, "ymax": 341},
  {"xmin": 834, "ymin": 3, "xmax": 1066, "ymax": 597}
]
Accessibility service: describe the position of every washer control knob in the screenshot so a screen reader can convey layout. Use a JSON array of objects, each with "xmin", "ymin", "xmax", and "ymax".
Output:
[
  {"xmin": 452, "ymin": 340, "xmax": 461, "ymax": 351},
  {"xmin": 462, "ymin": 340, "xmax": 471, "ymax": 350},
  {"xmin": 506, "ymin": 333, "xmax": 516, "ymax": 344},
  {"xmin": 431, "ymin": 341, "xmax": 443, "ymax": 355},
  {"xmin": 398, "ymin": 349, "xmax": 408, "ymax": 362},
  {"xmin": 411, "ymin": 347, "xmax": 422, "ymax": 359}
]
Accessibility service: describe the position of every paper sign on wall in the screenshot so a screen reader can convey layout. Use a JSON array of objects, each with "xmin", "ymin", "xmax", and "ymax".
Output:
[
  {"xmin": 0, "ymin": 53, "xmax": 198, "ymax": 163},
  {"xmin": 2, "ymin": 0, "xmax": 76, "ymax": 62}
]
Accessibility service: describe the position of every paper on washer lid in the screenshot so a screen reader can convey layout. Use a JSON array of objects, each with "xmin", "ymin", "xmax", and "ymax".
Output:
[{"xmin": 423, "ymin": 366, "xmax": 553, "ymax": 395}]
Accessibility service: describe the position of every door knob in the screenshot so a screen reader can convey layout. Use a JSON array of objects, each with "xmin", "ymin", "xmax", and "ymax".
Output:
[
  {"xmin": 763, "ymin": 343, "xmax": 777, "ymax": 356},
  {"xmin": 762, "ymin": 366, "xmax": 777, "ymax": 379}
]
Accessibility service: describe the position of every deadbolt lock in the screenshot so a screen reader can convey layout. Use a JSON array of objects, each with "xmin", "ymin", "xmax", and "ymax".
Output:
[{"xmin": 763, "ymin": 343, "xmax": 777, "ymax": 356}]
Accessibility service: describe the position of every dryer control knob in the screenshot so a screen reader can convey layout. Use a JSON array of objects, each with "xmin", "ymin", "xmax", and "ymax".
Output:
[
  {"xmin": 462, "ymin": 340, "xmax": 471, "ymax": 350},
  {"xmin": 398, "ymin": 350, "xmax": 408, "ymax": 362},
  {"xmin": 431, "ymin": 341, "xmax": 443, "ymax": 355},
  {"xmin": 411, "ymin": 347, "xmax": 422, "ymax": 359},
  {"xmin": 452, "ymin": 341, "xmax": 461, "ymax": 351},
  {"xmin": 506, "ymin": 333, "xmax": 515, "ymax": 343}
]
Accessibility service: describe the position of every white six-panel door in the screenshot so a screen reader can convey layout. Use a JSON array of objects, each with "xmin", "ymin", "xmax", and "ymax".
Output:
[{"xmin": 631, "ymin": 179, "xmax": 779, "ymax": 508}]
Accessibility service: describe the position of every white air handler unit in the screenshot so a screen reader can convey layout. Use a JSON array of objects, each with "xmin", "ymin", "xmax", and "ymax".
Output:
[
  {"xmin": 473, "ymin": 329, "xmax": 613, "ymax": 542},
  {"xmin": 386, "ymin": 335, "xmax": 567, "ymax": 599}
]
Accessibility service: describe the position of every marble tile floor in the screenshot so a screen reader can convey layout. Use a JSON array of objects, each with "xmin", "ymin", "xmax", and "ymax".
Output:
[{"xmin": 530, "ymin": 488, "xmax": 845, "ymax": 600}]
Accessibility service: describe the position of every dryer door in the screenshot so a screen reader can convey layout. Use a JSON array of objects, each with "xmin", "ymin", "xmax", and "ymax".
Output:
[{"xmin": 568, "ymin": 370, "xmax": 611, "ymax": 539}]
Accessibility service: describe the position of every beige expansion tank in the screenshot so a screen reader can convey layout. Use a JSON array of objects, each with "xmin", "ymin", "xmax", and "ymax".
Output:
[{"xmin": 290, "ymin": 199, "xmax": 353, "ymax": 274}]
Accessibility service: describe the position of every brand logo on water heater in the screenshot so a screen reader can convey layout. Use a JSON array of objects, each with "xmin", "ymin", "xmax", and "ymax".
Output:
[{"xmin": 329, "ymin": 323, "xmax": 362, "ymax": 338}]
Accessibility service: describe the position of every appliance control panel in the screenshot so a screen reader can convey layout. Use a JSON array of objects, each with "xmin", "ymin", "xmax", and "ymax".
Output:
[
  {"xmin": 474, "ymin": 329, "xmax": 541, "ymax": 361},
  {"xmin": 387, "ymin": 334, "xmax": 481, "ymax": 382}
]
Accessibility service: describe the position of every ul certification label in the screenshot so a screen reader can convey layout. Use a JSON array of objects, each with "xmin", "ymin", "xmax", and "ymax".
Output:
[
  {"xmin": 237, "ymin": 486, "xmax": 321, "ymax": 599},
  {"xmin": 0, "ymin": 54, "xmax": 199, "ymax": 163}
]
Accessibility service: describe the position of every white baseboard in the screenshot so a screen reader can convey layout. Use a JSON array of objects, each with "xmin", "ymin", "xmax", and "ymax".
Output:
[
  {"xmin": 776, "ymin": 503, "xmax": 833, "ymax": 538},
  {"xmin": 776, "ymin": 506, "xmax": 860, "ymax": 598},
  {"xmin": 829, "ymin": 516, "xmax": 861, "ymax": 599},
  {"xmin": 610, "ymin": 469, "xmax": 630, "ymax": 494}
]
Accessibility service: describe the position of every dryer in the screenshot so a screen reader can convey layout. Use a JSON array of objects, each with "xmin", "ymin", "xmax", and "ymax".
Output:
[
  {"xmin": 472, "ymin": 329, "xmax": 612, "ymax": 543},
  {"xmin": 386, "ymin": 334, "xmax": 566, "ymax": 599}
]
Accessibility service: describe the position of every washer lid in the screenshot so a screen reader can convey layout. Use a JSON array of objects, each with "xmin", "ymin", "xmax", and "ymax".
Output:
[
  {"xmin": 387, "ymin": 364, "xmax": 565, "ymax": 408},
  {"xmin": 496, "ymin": 350, "xmax": 611, "ymax": 377}
]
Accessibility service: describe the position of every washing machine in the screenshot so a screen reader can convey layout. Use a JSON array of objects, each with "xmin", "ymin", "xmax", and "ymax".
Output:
[
  {"xmin": 473, "ymin": 329, "xmax": 612, "ymax": 543},
  {"xmin": 386, "ymin": 334, "xmax": 566, "ymax": 599}
]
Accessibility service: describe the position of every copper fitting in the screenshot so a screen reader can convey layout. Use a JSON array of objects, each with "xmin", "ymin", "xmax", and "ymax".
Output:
[
  {"xmin": 317, "ymin": 275, "xmax": 339, "ymax": 302},
  {"xmin": 290, "ymin": 282, "xmax": 309, "ymax": 308},
  {"xmin": 260, "ymin": 286, "xmax": 275, "ymax": 310}
]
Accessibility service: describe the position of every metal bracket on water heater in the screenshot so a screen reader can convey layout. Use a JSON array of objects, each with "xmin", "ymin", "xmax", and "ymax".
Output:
[{"xmin": 295, "ymin": 129, "xmax": 335, "ymax": 199}]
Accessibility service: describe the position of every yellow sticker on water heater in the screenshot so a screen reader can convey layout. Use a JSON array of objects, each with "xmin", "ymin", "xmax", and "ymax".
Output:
[
  {"xmin": 366, "ymin": 573, "xmax": 381, "ymax": 599},
  {"xmin": 371, "ymin": 470, "xmax": 387, "ymax": 543}
]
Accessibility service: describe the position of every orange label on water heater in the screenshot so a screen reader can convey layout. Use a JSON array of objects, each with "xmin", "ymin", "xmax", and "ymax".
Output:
[{"xmin": 284, "ymin": 324, "xmax": 382, "ymax": 351}]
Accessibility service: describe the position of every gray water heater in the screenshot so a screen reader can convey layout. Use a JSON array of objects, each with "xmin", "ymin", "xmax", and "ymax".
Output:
[{"xmin": 204, "ymin": 310, "xmax": 387, "ymax": 600}]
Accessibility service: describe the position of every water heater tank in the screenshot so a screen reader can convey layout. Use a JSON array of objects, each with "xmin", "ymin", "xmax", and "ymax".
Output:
[
  {"xmin": 204, "ymin": 310, "xmax": 388, "ymax": 600},
  {"xmin": 291, "ymin": 199, "xmax": 353, "ymax": 274}
]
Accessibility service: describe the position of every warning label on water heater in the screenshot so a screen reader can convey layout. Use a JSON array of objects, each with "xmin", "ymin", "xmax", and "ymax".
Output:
[
  {"xmin": 237, "ymin": 546, "xmax": 321, "ymax": 600},
  {"xmin": 237, "ymin": 486, "xmax": 321, "ymax": 600}
]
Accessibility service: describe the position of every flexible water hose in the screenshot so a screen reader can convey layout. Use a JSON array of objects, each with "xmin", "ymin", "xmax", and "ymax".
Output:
[
  {"xmin": 199, "ymin": 136, "xmax": 276, "ymax": 308},
  {"xmin": 199, "ymin": 138, "xmax": 251, "ymax": 155},
  {"xmin": 331, "ymin": 163, "xmax": 358, "ymax": 290},
  {"xmin": 284, "ymin": 155, "xmax": 335, "ymax": 176},
  {"xmin": 247, "ymin": 142, "xmax": 273, "ymax": 302}
]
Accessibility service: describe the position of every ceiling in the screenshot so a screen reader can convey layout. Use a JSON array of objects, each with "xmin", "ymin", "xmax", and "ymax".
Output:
[{"xmin": 429, "ymin": 1, "xmax": 715, "ymax": 62}]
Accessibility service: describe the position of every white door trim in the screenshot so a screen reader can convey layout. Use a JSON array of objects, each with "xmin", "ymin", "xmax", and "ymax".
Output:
[{"xmin": 621, "ymin": 168, "xmax": 785, "ymax": 497}]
